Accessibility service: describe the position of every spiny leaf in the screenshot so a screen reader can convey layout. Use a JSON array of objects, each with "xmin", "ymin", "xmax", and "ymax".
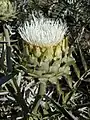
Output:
[
  {"xmin": 64, "ymin": 74, "xmax": 73, "ymax": 88},
  {"xmin": 72, "ymin": 63, "xmax": 80, "ymax": 78},
  {"xmin": 78, "ymin": 44, "xmax": 88, "ymax": 71},
  {"xmin": 45, "ymin": 96, "xmax": 78, "ymax": 120},
  {"xmin": 62, "ymin": 90, "xmax": 75, "ymax": 104}
]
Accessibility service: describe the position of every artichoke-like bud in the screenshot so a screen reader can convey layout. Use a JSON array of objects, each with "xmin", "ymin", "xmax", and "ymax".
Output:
[
  {"xmin": 19, "ymin": 15, "xmax": 80, "ymax": 87},
  {"xmin": 0, "ymin": 0, "xmax": 16, "ymax": 21}
]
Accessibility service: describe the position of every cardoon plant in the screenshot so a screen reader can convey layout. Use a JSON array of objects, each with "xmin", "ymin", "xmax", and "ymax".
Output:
[
  {"xmin": 18, "ymin": 14, "xmax": 80, "ymax": 113},
  {"xmin": 0, "ymin": 0, "xmax": 16, "ymax": 21}
]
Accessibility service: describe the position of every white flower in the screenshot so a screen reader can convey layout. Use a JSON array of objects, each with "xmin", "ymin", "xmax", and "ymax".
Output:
[{"xmin": 18, "ymin": 15, "xmax": 67, "ymax": 47}]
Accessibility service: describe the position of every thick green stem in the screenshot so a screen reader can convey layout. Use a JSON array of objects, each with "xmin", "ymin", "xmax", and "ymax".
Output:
[
  {"xmin": 32, "ymin": 82, "xmax": 46, "ymax": 114},
  {"xmin": 39, "ymin": 82, "xmax": 46, "ymax": 96}
]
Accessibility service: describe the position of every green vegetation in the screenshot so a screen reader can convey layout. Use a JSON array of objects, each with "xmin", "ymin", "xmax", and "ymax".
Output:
[{"xmin": 0, "ymin": 0, "xmax": 90, "ymax": 120}]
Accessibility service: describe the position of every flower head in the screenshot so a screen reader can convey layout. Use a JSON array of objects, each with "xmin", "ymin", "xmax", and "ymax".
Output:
[
  {"xmin": 18, "ymin": 14, "xmax": 80, "ymax": 90},
  {"xmin": 19, "ymin": 15, "xmax": 67, "ymax": 47}
]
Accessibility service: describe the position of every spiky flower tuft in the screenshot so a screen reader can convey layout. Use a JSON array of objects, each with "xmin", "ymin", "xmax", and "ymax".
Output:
[{"xmin": 19, "ymin": 15, "xmax": 67, "ymax": 47}]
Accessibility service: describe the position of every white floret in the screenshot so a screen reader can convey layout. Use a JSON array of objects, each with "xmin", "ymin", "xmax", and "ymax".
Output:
[{"xmin": 18, "ymin": 15, "xmax": 67, "ymax": 47}]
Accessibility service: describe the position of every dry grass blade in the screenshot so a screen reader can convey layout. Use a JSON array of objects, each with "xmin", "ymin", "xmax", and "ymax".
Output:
[
  {"xmin": 3, "ymin": 24, "xmax": 12, "ymax": 73},
  {"xmin": 76, "ymin": 27, "xmax": 88, "ymax": 71},
  {"xmin": 45, "ymin": 95, "xmax": 78, "ymax": 120}
]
